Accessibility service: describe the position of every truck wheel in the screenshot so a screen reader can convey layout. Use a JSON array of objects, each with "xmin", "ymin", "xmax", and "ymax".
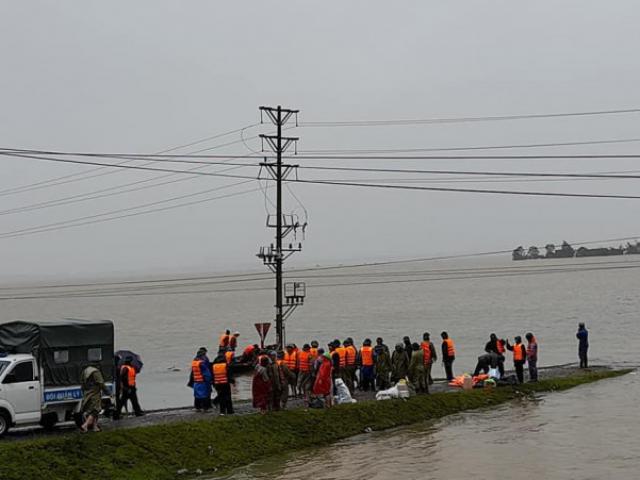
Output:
[
  {"xmin": 0, "ymin": 410, "xmax": 10, "ymax": 437},
  {"xmin": 40, "ymin": 413, "xmax": 58, "ymax": 431}
]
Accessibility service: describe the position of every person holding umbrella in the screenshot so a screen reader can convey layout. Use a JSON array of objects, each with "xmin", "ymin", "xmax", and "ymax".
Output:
[{"xmin": 114, "ymin": 356, "xmax": 144, "ymax": 418}]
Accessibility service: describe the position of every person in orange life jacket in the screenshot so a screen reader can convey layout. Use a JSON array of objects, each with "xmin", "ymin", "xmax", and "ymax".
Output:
[
  {"xmin": 212, "ymin": 351, "xmax": 235, "ymax": 415},
  {"xmin": 114, "ymin": 357, "xmax": 144, "ymax": 419},
  {"xmin": 218, "ymin": 329, "xmax": 231, "ymax": 349},
  {"xmin": 421, "ymin": 332, "xmax": 437, "ymax": 385},
  {"xmin": 240, "ymin": 344, "xmax": 259, "ymax": 364},
  {"xmin": 284, "ymin": 344, "xmax": 299, "ymax": 397},
  {"xmin": 343, "ymin": 337, "xmax": 357, "ymax": 393},
  {"xmin": 310, "ymin": 340, "xmax": 319, "ymax": 359},
  {"xmin": 485, "ymin": 333, "xmax": 506, "ymax": 377},
  {"xmin": 229, "ymin": 332, "xmax": 240, "ymax": 351},
  {"xmin": 441, "ymin": 331, "xmax": 456, "ymax": 381},
  {"xmin": 189, "ymin": 347, "xmax": 213, "ymax": 412},
  {"xmin": 506, "ymin": 336, "xmax": 527, "ymax": 384},
  {"xmin": 297, "ymin": 344, "xmax": 314, "ymax": 405},
  {"xmin": 224, "ymin": 348, "xmax": 235, "ymax": 365},
  {"xmin": 359, "ymin": 338, "xmax": 375, "ymax": 392},
  {"xmin": 525, "ymin": 332, "xmax": 538, "ymax": 382}
]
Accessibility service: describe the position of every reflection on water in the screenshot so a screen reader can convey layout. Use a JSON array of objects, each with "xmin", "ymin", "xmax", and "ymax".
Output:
[{"xmin": 221, "ymin": 373, "xmax": 639, "ymax": 480}]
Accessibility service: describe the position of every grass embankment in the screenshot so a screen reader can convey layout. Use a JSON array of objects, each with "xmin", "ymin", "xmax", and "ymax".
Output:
[{"xmin": 0, "ymin": 369, "xmax": 630, "ymax": 480}]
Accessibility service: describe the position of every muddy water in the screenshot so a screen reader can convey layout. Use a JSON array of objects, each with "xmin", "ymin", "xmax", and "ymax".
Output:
[
  {"xmin": 221, "ymin": 372, "xmax": 639, "ymax": 480},
  {"xmin": 0, "ymin": 255, "xmax": 638, "ymax": 411}
]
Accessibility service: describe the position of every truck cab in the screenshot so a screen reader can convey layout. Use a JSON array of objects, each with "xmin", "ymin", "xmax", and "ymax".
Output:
[
  {"xmin": 0, "ymin": 354, "xmax": 41, "ymax": 435},
  {"xmin": 0, "ymin": 319, "xmax": 115, "ymax": 437}
]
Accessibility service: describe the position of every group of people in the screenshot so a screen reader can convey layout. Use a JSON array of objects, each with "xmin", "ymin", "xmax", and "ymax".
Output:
[
  {"xmin": 75, "ymin": 323, "xmax": 590, "ymax": 432},
  {"xmin": 471, "ymin": 332, "xmax": 538, "ymax": 384}
]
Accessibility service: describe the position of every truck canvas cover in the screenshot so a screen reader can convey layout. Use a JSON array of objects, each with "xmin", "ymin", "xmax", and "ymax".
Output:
[{"xmin": 0, "ymin": 319, "xmax": 114, "ymax": 386}]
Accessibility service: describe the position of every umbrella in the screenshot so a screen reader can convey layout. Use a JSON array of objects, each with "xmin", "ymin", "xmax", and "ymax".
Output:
[{"xmin": 115, "ymin": 350, "xmax": 144, "ymax": 373}]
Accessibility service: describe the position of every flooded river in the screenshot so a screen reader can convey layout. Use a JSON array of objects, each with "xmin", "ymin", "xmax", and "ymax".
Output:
[
  {"xmin": 0, "ymin": 255, "xmax": 638, "ymax": 476},
  {"xmin": 221, "ymin": 372, "xmax": 639, "ymax": 480}
]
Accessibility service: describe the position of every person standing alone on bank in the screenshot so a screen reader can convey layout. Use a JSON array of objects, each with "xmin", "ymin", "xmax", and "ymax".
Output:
[
  {"xmin": 441, "ymin": 332, "xmax": 456, "ymax": 381},
  {"xmin": 576, "ymin": 323, "xmax": 589, "ymax": 368}
]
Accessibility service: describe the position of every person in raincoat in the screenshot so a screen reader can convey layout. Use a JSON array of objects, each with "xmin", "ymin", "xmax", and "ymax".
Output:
[
  {"xmin": 408, "ymin": 343, "xmax": 428, "ymax": 394},
  {"xmin": 312, "ymin": 352, "xmax": 334, "ymax": 408},
  {"xmin": 79, "ymin": 364, "xmax": 110, "ymax": 432},
  {"xmin": 374, "ymin": 339, "xmax": 392, "ymax": 390},
  {"xmin": 252, "ymin": 356, "xmax": 272, "ymax": 414},
  {"xmin": 189, "ymin": 347, "xmax": 212, "ymax": 412},
  {"xmin": 391, "ymin": 343, "xmax": 409, "ymax": 383}
]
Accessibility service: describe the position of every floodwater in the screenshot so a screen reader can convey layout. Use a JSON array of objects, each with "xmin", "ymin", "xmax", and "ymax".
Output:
[
  {"xmin": 1, "ymin": 255, "xmax": 639, "ymax": 476},
  {"xmin": 221, "ymin": 372, "xmax": 640, "ymax": 480}
]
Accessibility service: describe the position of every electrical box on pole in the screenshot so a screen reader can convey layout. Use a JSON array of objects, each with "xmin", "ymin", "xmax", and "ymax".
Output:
[{"xmin": 256, "ymin": 105, "xmax": 306, "ymax": 350}]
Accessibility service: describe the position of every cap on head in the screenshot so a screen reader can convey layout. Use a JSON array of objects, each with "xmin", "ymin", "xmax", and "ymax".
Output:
[
  {"xmin": 490, "ymin": 333, "xmax": 497, "ymax": 341},
  {"xmin": 376, "ymin": 337, "xmax": 383, "ymax": 344},
  {"xmin": 423, "ymin": 332, "xmax": 430, "ymax": 340},
  {"xmin": 234, "ymin": 332, "xmax": 240, "ymax": 336},
  {"xmin": 441, "ymin": 331, "xmax": 448, "ymax": 339},
  {"xmin": 515, "ymin": 335, "xmax": 522, "ymax": 343},
  {"xmin": 311, "ymin": 340, "xmax": 319, "ymax": 347},
  {"xmin": 363, "ymin": 338, "xmax": 372, "ymax": 346}
]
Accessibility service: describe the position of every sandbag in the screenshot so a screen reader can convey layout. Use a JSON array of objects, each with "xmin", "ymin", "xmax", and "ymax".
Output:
[{"xmin": 334, "ymin": 378, "xmax": 356, "ymax": 404}]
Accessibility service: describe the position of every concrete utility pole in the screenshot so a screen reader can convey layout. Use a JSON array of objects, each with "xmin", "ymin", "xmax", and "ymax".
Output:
[{"xmin": 257, "ymin": 105, "xmax": 306, "ymax": 350}]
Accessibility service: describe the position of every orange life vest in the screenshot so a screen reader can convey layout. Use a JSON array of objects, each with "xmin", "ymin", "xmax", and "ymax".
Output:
[
  {"xmin": 360, "ymin": 346, "xmax": 374, "ymax": 366},
  {"xmin": 122, "ymin": 364, "xmax": 136, "ymax": 387},
  {"xmin": 335, "ymin": 346, "xmax": 346, "ymax": 367},
  {"xmin": 225, "ymin": 351, "xmax": 234, "ymax": 365},
  {"xmin": 213, "ymin": 362, "xmax": 228, "ymax": 384},
  {"xmin": 526, "ymin": 338, "xmax": 537, "ymax": 358},
  {"xmin": 298, "ymin": 351, "xmax": 311, "ymax": 373},
  {"xmin": 443, "ymin": 338, "xmax": 455, "ymax": 357},
  {"xmin": 497, "ymin": 339, "xmax": 506, "ymax": 354},
  {"xmin": 219, "ymin": 333, "xmax": 230, "ymax": 348},
  {"xmin": 191, "ymin": 359, "xmax": 204, "ymax": 383},
  {"xmin": 420, "ymin": 341, "xmax": 432, "ymax": 365},
  {"xmin": 513, "ymin": 343, "xmax": 525, "ymax": 362},
  {"xmin": 284, "ymin": 351, "xmax": 298, "ymax": 371},
  {"xmin": 310, "ymin": 347, "xmax": 318, "ymax": 358},
  {"xmin": 345, "ymin": 345, "xmax": 357, "ymax": 366}
]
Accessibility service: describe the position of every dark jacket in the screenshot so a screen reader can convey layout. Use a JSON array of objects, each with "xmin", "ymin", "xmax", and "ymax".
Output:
[{"xmin": 576, "ymin": 327, "xmax": 589, "ymax": 351}]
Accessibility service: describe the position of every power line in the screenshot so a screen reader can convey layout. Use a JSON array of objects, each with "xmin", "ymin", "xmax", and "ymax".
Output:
[
  {"xmin": 299, "ymin": 107, "xmax": 640, "ymax": 127},
  {"xmin": 297, "ymin": 137, "xmax": 640, "ymax": 154},
  {"xmin": 6, "ymin": 151, "xmax": 640, "ymax": 203},
  {"xmin": 295, "ymin": 165, "xmax": 640, "ymax": 179},
  {"xmin": 0, "ymin": 124, "xmax": 260, "ymax": 198},
  {"xmin": 293, "ymin": 178, "xmax": 640, "ymax": 200},
  {"xmin": 0, "ymin": 180, "xmax": 258, "ymax": 239}
]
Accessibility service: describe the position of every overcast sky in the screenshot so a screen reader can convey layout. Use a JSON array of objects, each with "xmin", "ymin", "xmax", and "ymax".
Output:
[{"xmin": 1, "ymin": 1, "xmax": 639, "ymax": 281}]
